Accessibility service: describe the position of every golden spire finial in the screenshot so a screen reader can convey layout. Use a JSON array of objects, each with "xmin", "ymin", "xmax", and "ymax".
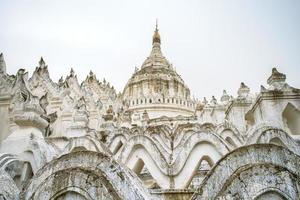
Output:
[{"xmin": 153, "ymin": 19, "xmax": 161, "ymax": 44}]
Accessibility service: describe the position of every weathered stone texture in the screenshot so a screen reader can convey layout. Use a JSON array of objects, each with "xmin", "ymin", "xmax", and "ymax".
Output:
[
  {"xmin": 192, "ymin": 144, "xmax": 300, "ymax": 199},
  {"xmin": 0, "ymin": 26, "xmax": 300, "ymax": 200},
  {"xmin": 21, "ymin": 151, "xmax": 153, "ymax": 200}
]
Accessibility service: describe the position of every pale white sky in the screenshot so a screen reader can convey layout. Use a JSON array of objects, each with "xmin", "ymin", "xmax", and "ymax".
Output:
[{"xmin": 1, "ymin": 0, "xmax": 299, "ymax": 100}]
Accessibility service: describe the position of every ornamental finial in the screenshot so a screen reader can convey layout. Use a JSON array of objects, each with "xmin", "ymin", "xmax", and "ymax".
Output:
[{"xmin": 153, "ymin": 19, "xmax": 161, "ymax": 44}]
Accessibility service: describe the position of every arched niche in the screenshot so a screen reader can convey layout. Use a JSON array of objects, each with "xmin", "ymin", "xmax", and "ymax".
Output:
[
  {"xmin": 20, "ymin": 150, "xmax": 38, "ymax": 173},
  {"xmin": 225, "ymin": 136, "xmax": 237, "ymax": 149},
  {"xmin": 188, "ymin": 156, "xmax": 214, "ymax": 189},
  {"xmin": 119, "ymin": 136, "xmax": 169, "ymax": 176},
  {"xmin": 269, "ymin": 137, "xmax": 286, "ymax": 147},
  {"xmin": 173, "ymin": 140, "xmax": 225, "ymax": 189},
  {"xmin": 21, "ymin": 151, "xmax": 154, "ymax": 200},
  {"xmin": 191, "ymin": 144, "xmax": 300, "ymax": 200},
  {"xmin": 132, "ymin": 158, "xmax": 159, "ymax": 189},
  {"xmin": 125, "ymin": 145, "xmax": 169, "ymax": 189},
  {"xmin": 112, "ymin": 140, "xmax": 123, "ymax": 155},
  {"xmin": 55, "ymin": 191, "xmax": 87, "ymax": 200},
  {"xmin": 282, "ymin": 103, "xmax": 300, "ymax": 136},
  {"xmin": 219, "ymin": 128, "xmax": 241, "ymax": 149},
  {"xmin": 247, "ymin": 127, "xmax": 300, "ymax": 157},
  {"xmin": 132, "ymin": 158, "xmax": 145, "ymax": 174},
  {"xmin": 14, "ymin": 161, "xmax": 33, "ymax": 189},
  {"xmin": 255, "ymin": 191, "xmax": 288, "ymax": 200},
  {"xmin": 0, "ymin": 155, "xmax": 33, "ymax": 190}
]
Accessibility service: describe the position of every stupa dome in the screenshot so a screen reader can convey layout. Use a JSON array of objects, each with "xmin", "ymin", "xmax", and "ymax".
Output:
[{"xmin": 122, "ymin": 25, "xmax": 196, "ymax": 118}]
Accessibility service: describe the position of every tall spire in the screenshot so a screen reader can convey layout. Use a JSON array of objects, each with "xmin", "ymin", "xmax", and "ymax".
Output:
[
  {"xmin": 152, "ymin": 19, "xmax": 161, "ymax": 44},
  {"xmin": 149, "ymin": 20, "xmax": 163, "ymax": 59}
]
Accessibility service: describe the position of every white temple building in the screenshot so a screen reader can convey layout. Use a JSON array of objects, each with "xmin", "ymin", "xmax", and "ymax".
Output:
[{"xmin": 0, "ymin": 25, "xmax": 300, "ymax": 200}]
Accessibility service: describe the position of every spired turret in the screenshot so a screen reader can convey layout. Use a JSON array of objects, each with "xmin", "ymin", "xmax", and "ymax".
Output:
[{"xmin": 122, "ymin": 24, "xmax": 196, "ymax": 119}]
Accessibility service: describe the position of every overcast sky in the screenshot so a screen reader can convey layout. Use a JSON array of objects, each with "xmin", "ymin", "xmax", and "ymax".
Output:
[{"xmin": 1, "ymin": 0, "xmax": 299, "ymax": 100}]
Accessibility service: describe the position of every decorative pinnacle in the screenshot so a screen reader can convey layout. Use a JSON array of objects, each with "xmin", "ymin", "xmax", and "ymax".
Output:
[
  {"xmin": 267, "ymin": 67, "xmax": 286, "ymax": 85},
  {"xmin": 221, "ymin": 90, "xmax": 230, "ymax": 102},
  {"xmin": 39, "ymin": 57, "xmax": 45, "ymax": 67},
  {"xmin": 0, "ymin": 53, "xmax": 6, "ymax": 74},
  {"xmin": 238, "ymin": 82, "xmax": 250, "ymax": 97},
  {"xmin": 153, "ymin": 19, "xmax": 161, "ymax": 44},
  {"xmin": 0, "ymin": 53, "xmax": 4, "ymax": 63}
]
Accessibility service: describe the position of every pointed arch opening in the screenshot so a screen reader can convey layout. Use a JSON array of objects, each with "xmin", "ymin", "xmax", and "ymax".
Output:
[
  {"xmin": 4, "ymin": 158, "xmax": 34, "ymax": 190},
  {"xmin": 19, "ymin": 161, "xmax": 34, "ymax": 188},
  {"xmin": 225, "ymin": 136, "xmax": 237, "ymax": 149},
  {"xmin": 188, "ymin": 156, "xmax": 214, "ymax": 189},
  {"xmin": 282, "ymin": 103, "xmax": 300, "ymax": 136},
  {"xmin": 220, "ymin": 129, "xmax": 240, "ymax": 149},
  {"xmin": 112, "ymin": 140, "xmax": 123, "ymax": 155},
  {"xmin": 132, "ymin": 158, "xmax": 144, "ymax": 175},
  {"xmin": 132, "ymin": 158, "xmax": 160, "ymax": 189}
]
